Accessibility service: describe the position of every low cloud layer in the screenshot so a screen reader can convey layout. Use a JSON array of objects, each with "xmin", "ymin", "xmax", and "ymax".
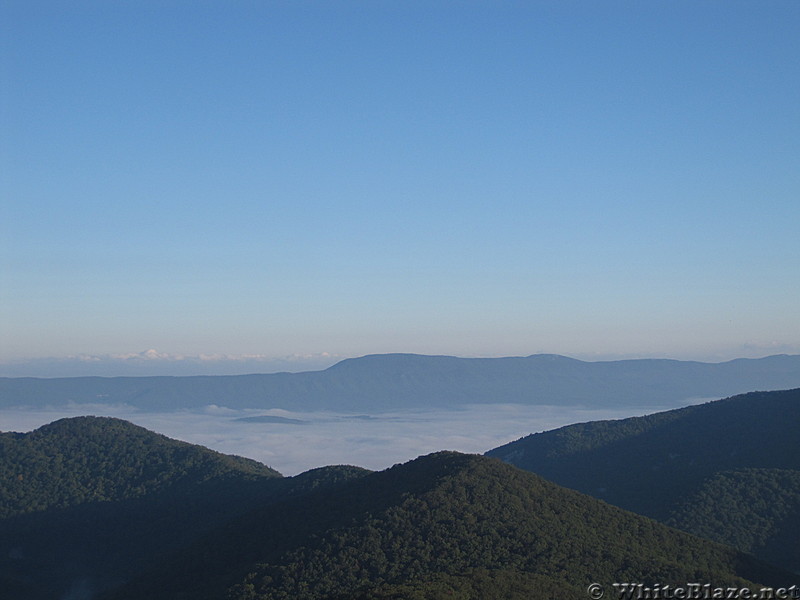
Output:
[{"xmin": 0, "ymin": 402, "xmax": 689, "ymax": 475}]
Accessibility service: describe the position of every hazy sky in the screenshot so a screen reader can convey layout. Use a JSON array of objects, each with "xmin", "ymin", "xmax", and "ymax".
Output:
[{"xmin": 3, "ymin": 1, "xmax": 799, "ymax": 372}]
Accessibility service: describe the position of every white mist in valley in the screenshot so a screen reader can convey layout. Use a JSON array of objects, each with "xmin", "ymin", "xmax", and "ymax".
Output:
[{"xmin": 0, "ymin": 402, "xmax": 690, "ymax": 475}]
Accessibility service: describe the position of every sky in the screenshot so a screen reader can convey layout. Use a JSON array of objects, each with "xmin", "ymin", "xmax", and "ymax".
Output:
[{"xmin": 2, "ymin": 1, "xmax": 799, "ymax": 376}]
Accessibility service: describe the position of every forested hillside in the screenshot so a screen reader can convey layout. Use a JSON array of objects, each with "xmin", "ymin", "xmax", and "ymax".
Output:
[
  {"xmin": 4, "ymin": 412, "xmax": 797, "ymax": 600},
  {"xmin": 0, "ymin": 416, "xmax": 280, "ymax": 519},
  {"xmin": 104, "ymin": 452, "xmax": 790, "ymax": 600},
  {"xmin": 666, "ymin": 468, "xmax": 800, "ymax": 573},
  {"xmin": 0, "ymin": 417, "xmax": 368, "ymax": 600},
  {"xmin": 487, "ymin": 388, "xmax": 800, "ymax": 573}
]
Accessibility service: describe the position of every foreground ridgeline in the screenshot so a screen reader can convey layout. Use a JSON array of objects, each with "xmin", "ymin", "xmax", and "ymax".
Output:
[
  {"xmin": 2, "ymin": 353, "xmax": 800, "ymax": 411},
  {"xmin": 1, "ymin": 413, "xmax": 796, "ymax": 600},
  {"xmin": 487, "ymin": 388, "xmax": 800, "ymax": 574},
  {"xmin": 106, "ymin": 451, "xmax": 791, "ymax": 600},
  {"xmin": 0, "ymin": 416, "xmax": 281, "ymax": 519}
]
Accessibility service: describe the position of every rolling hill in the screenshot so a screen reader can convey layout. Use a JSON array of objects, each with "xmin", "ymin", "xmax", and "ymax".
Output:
[
  {"xmin": 0, "ymin": 417, "xmax": 366, "ymax": 600},
  {"xmin": 0, "ymin": 415, "xmax": 280, "ymax": 519}
]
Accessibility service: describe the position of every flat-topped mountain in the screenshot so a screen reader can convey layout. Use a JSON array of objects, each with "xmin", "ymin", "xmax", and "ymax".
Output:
[
  {"xmin": 487, "ymin": 388, "xmax": 800, "ymax": 573},
  {"xmin": 2, "ymin": 353, "xmax": 800, "ymax": 411}
]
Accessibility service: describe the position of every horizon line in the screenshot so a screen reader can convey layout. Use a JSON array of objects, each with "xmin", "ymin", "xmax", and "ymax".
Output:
[{"xmin": 1, "ymin": 351, "xmax": 798, "ymax": 379}]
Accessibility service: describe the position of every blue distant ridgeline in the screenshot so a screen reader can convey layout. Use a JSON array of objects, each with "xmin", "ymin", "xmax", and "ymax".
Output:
[{"xmin": 1, "ymin": 353, "xmax": 799, "ymax": 412}]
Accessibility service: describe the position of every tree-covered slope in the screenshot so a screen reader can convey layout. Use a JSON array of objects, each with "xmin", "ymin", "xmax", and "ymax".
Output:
[
  {"xmin": 0, "ymin": 416, "xmax": 281, "ymax": 519},
  {"xmin": 666, "ymin": 468, "xmax": 800, "ymax": 573},
  {"xmin": 486, "ymin": 388, "xmax": 800, "ymax": 573},
  {"xmin": 0, "ymin": 417, "xmax": 370, "ymax": 600},
  {"xmin": 104, "ymin": 452, "xmax": 791, "ymax": 600}
]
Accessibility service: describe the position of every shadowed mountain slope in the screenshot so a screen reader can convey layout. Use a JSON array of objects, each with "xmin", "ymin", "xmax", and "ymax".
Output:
[
  {"xmin": 486, "ymin": 388, "xmax": 800, "ymax": 573},
  {"xmin": 0, "ymin": 417, "xmax": 370, "ymax": 600},
  {"xmin": 667, "ymin": 468, "xmax": 800, "ymax": 573},
  {"xmin": 2, "ymin": 353, "xmax": 800, "ymax": 411},
  {"xmin": 104, "ymin": 452, "xmax": 792, "ymax": 600}
]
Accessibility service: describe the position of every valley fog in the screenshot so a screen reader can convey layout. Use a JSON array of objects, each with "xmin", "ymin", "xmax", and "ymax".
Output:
[{"xmin": 0, "ymin": 402, "xmax": 694, "ymax": 475}]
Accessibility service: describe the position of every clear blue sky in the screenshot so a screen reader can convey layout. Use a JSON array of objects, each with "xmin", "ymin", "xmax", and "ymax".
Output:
[{"xmin": 2, "ymin": 1, "xmax": 799, "ymax": 372}]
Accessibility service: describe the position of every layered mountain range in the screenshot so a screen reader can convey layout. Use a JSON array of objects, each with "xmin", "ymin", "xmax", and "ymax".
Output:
[{"xmin": 2, "ymin": 353, "xmax": 800, "ymax": 411}]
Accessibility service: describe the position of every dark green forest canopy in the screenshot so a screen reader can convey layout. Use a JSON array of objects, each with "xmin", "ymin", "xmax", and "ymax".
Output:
[
  {"xmin": 666, "ymin": 468, "xmax": 800, "ymax": 573},
  {"xmin": 0, "ymin": 417, "xmax": 369, "ymax": 600},
  {"xmin": 0, "ymin": 416, "xmax": 281, "ymax": 519},
  {"xmin": 487, "ymin": 388, "xmax": 800, "ymax": 573},
  {"xmin": 105, "ymin": 452, "xmax": 791, "ymax": 600},
  {"xmin": 3, "ymin": 395, "xmax": 799, "ymax": 600}
]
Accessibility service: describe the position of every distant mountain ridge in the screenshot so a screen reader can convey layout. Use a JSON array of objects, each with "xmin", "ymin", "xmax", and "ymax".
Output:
[{"xmin": 2, "ymin": 353, "xmax": 800, "ymax": 412}]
